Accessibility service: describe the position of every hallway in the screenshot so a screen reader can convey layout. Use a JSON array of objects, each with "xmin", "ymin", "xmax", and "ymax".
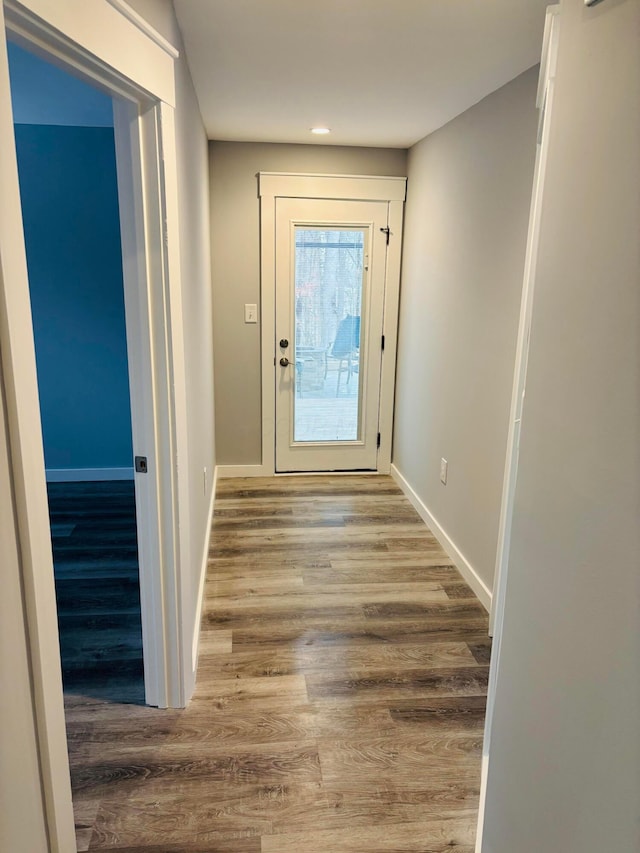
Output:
[{"xmin": 66, "ymin": 475, "xmax": 489, "ymax": 851}]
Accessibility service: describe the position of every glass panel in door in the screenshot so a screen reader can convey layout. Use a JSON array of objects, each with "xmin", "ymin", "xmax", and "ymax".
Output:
[{"xmin": 293, "ymin": 227, "xmax": 366, "ymax": 443}]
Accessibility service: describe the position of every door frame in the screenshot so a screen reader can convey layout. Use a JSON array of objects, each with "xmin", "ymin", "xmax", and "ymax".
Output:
[
  {"xmin": 0, "ymin": 0, "xmax": 190, "ymax": 846},
  {"xmin": 489, "ymin": 4, "xmax": 560, "ymax": 640},
  {"xmin": 476, "ymin": 6, "xmax": 560, "ymax": 851},
  {"xmin": 259, "ymin": 172, "xmax": 406, "ymax": 476}
]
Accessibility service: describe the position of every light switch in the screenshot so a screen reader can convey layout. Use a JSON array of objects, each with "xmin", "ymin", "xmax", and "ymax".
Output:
[{"xmin": 244, "ymin": 303, "xmax": 258, "ymax": 324}]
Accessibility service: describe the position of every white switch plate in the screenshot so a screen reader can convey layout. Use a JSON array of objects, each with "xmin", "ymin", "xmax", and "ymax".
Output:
[
  {"xmin": 244, "ymin": 303, "xmax": 258, "ymax": 323},
  {"xmin": 440, "ymin": 458, "xmax": 448, "ymax": 485}
]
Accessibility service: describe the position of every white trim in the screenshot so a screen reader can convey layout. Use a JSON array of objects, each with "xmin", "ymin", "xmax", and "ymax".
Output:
[
  {"xmin": 45, "ymin": 467, "xmax": 134, "ymax": 482},
  {"xmin": 112, "ymin": 96, "xmax": 165, "ymax": 708},
  {"xmin": 276, "ymin": 470, "xmax": 382, "ymax": 478},
  {"xmin": 474, "ymin": 754, "xmax": 490, "ymax": 853},
  {"xmin": 0, "ymin": 9, "xmax": 75, "ymax": 849},
  {"xmin": 377, "ymin": 198, "xmax": 404, "ymax": 474},
  {"xmin": 259, "ymin": 173, "xmax": 406, "ymax": 476},
  {"xmin": 390, "ymin": 464, "xmax": 492, "ymax": 612},
  {"xmin": 105, "ymin": 0, "xmax": 180, "ymax": 59},
  {"xmin": 259, "ymin": 184, "xmax": 277, "ymax": 475},
  {"xmin": 537, "ymin": 5, "xmax": 560, "ymax": 109},
  {"xmin": 259, "ymin": 172, "xmax": 407, "ymax": 202},
  {"xmin": 156, "ymin": 99, "xmax": 190, "ymax": 709},
  {"xmin": 217, "ymin": 463, "xmax": 272, "ymax": 478},
  {"xmin": 476, "ymin": 11, "xmax": 561, "ymax": 853},
  {"xmin": 217, "ymin": 464, "xmax": 389, "ymax": 480},
  {"xmin": 5, "ymin": 0, "xmax": 175, "ymax": 107},
  {"xmin": 490, "ymin": 3, "xmax": 561, "ymax": 636},
  {"xmin": 190, "ymin": 465, "xmax": 217, "ymax": 673}
]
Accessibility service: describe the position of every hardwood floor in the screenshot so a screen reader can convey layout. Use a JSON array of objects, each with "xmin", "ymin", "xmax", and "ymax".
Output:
[
  {"xmin": 48, "ymin": 480, "xmax": 144, "ymax": 704},
  {"xmin": 66, "ymin": 475, "xmax": 490, "ymax": 852}
]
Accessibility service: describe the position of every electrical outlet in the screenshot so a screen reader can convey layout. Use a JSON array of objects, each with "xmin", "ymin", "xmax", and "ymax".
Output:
[
  {"xmin": 440, "ymin": 458, "xmax": 448, "ymax": 485},
  {"xmin": 203, "ymin": 466, "xmax": 207, "ymax": 496},
  {"xmin": 244, "ymin": 303, "xmax": 258, "ymax": 323}
]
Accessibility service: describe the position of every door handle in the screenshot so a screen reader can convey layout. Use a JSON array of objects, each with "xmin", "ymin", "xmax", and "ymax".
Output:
[{"xmin": 279, "ymin": 357, "xmax": 293, "ymax": 367}]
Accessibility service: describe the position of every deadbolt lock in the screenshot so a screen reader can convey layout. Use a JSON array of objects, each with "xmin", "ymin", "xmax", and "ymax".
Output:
[{"xmin": 279, "ymin": 338, "xmax": 289, "ymax": 348}]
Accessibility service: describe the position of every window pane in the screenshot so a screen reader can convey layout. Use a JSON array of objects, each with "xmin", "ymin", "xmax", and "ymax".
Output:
[{"xmin": 293, "ymin": 228, "xmax": 365, "ymax": 442}]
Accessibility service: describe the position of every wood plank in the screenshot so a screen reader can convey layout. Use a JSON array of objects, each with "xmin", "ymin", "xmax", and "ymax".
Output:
[
  {"xmin": 192, "ymin": 673, "xmax": 309, "ymax": 708},
  {"xmin": 196, "ymin": 642, "xmax": 477, "ymax": 680},
  {"xmin": 261, "ymin": 816, "xmax": 477, "ymax": 852},
  {"xmin": 317, "ymin": 732, "xmax": 483, "ymax": 784},
  {"xmin": 207, "ymin": 585, "xmax": 450, "ymax": 613},
  {"xmin": 307, "ymin": 666, "xmax": 490, "ymax": 704}
]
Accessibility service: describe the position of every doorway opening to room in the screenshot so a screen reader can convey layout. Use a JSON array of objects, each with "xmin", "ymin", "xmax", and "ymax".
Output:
[
  {"xmin": 260, "ymin": 173, "xmax": 406, "ymax": 474},
  {"xmin": 1, "ymin": 4, "xmax": 190, "ymax": 844},
  {"xmin": 7, "ymin": 41, "xmax": 145, "ymax": 705}
]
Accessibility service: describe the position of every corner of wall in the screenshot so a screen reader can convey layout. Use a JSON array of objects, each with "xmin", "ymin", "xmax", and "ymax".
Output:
[{"xmin": 391, "ymin": 463, "xmax": 492, "ymax": 611}]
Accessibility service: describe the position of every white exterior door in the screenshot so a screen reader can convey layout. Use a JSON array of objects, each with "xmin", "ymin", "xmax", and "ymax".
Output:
[{"xmin": 274, "ymin": 197, "xmax": 389, "ymax": 472}]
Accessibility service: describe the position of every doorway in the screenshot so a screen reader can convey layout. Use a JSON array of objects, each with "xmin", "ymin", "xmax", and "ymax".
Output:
[
  {"xmin": 261, "ymin": 173, "xmax": 406, "ymax": 475},
  {"xmin": 0, "ymin": 2, "xmax": 191, "ymax": 843},
  {"xmin": 7, "ymin": 40, "xmax": 145, "ymax": 704}
]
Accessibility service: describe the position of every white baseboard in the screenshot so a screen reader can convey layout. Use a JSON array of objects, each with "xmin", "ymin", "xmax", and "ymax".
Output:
[
  {"xmin": 217, "ymin": 464, "xmax": 271, "ymax": 478},
  {"xmin": 475, "ymin": 753, "xmax": 490, "ymax": 853},
  {"xmin": 46, "ymin": 467, "xmax": 134, "ymax": 482},
  {"xmin": 191, "ymin": 464, "xmax": 218, "ymax": 675},
  {"xmin": 390, "ymin": 463, "xmax": 492, "ymax": 612},
  {"xmin": 217, "ymin": 465, "xmax": 385, "ymax": 478}
]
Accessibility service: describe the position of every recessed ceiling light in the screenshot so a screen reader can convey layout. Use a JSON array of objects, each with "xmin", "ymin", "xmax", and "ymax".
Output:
[{"xmin": 311, "ymin": 127, "xmax": 331, "ymax": 135}]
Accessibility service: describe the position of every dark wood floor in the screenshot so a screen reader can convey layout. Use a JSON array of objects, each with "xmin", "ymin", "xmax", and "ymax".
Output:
[
  {"xmin": 48, "ymin": 480, "xmax": 144, "ymax": 703},
  {"xmin": 66, "ymin": 475, "xmax": 490, "ymax": 852}
]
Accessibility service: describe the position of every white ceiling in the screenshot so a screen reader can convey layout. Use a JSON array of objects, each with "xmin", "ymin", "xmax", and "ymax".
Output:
[{"xmin": 173, "ymin": 0, "xmax": 550, "ymax": 149}]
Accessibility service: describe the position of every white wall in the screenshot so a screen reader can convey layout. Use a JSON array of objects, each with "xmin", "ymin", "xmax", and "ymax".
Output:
[
  {"xmin": 126, "ymin": 0, "xmax": 215, "ymax": 695},
  {"xmin": 393, "ymin": 67, "xmax": 539, "ymax": 597},
  {"xmin": 209, "ymin": 141, "xmax": 407, "ymax": 465},
  {"xmin": 480, "ymin": 1, "xmax": 640, "ymax": 850}
]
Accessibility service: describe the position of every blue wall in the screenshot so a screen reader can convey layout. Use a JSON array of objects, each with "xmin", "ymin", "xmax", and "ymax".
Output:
[{"xmin": 14, "ymin": 124, "xmax": 134, "ymax": 471}]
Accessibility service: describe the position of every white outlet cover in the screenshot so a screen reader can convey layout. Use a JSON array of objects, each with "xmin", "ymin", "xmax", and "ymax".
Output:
[{"xmin": 440, "ymin": 458, "xmax": 448, "ymax": 485}]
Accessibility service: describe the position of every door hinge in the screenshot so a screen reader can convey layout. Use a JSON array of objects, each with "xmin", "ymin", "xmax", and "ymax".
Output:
[
  {"xmin": 377, "ymin": 432, "xmax": 381, "ymax": 448},
  {"xmin": 380, "ymin": 226, "xmax": 391, "ymax": 245},
  {"xmin": 381, "ymin": 334, "xmax": 385, "ymax": 351}
]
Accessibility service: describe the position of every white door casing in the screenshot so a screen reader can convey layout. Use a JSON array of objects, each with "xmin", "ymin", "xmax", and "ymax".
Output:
[
  {"xmin": 476, "ymin": 7, "xmax": 561, "ymax": 852},
  {"xmin": 260, "ymin": 173, "xmax": 406, "ymax": 476},
  {"xmin": 489, "ymin": 5, "xmax": 560, "ymax": 640}
]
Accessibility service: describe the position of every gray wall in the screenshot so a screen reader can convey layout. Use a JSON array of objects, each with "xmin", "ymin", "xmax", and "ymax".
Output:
[
  {"xmin": 209, "ymin": 141, "xmax": 407, "ymax": 465},
  {"xmin": 393, "ymin": 67, "xmax": 539, "ymax": 594},
  {"xmin": 481, "ymin": 1, "xmax": 640, "ymax": 850},
  {"xmin": 125, "ymin": 0, "xmax": 215, "ymax": 692}
]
